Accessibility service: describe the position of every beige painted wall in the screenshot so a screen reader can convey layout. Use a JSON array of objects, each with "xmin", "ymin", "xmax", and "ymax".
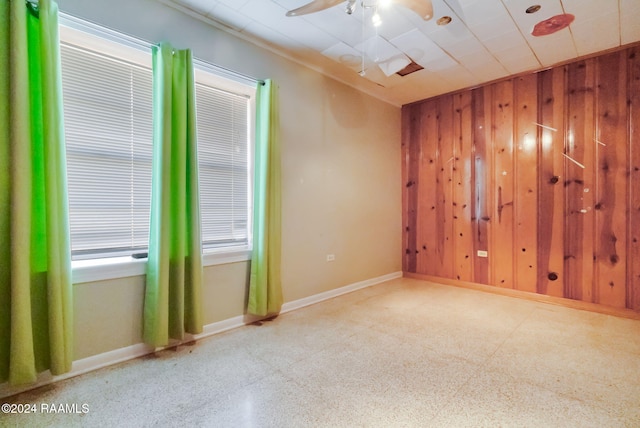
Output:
[{"xmin": 58, "ymin": 0, "xmax": 401, "ymax": 361}]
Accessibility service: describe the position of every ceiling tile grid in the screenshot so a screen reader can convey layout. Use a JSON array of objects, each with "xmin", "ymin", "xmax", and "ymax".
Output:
[{"xmin": 164, "ymin": 0, "xmax": 640, "ymax": 105}]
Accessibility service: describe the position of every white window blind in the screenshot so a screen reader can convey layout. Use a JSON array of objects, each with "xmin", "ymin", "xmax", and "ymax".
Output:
[
  {"xmin": 60, "ymin": 23, "xmax": 254, "ymax": 261},
  {"xmin": 61, "ymin": 42, "xmax": 153, "ymax": 259},
  {"xmin": 196, "ymin": 84, "xmax": 251, "ymax": 249}
]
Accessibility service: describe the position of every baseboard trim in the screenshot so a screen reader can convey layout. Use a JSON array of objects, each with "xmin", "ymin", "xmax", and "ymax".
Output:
[
  {"xmin": 404, "ymin": 272, "xmax": 640, "ymax": 321},
  {"xmin": 1, "ymin": 271, "xmax": 402, "ymax": 399},
  {"xmin": 281, "ymin": 271, "xmax": 403, "ymax": 313}
]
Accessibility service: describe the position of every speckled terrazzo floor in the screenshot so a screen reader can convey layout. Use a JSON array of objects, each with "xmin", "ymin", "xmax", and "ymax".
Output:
[{"xmin": 2, "ymin": 277, "xmax": 640, "ymax": 427}]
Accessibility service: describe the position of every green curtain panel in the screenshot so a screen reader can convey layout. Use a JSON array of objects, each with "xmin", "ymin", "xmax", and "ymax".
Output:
[
  {"xmin": 247, "ymin": 80, "xmax": 283, "ymax": 317},
  {"xmin": 144, "ymin": 43, "xmax": 203, "ymax": 348},
  {"xmin": 0, "ymin": 0, "xmax": 73, "ymax": 385}
]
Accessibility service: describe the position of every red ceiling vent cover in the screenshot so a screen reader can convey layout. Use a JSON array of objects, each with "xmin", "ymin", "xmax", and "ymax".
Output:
[{"xmin": 531, "ymin": 13, "xmax": 575, "ymax": 37}]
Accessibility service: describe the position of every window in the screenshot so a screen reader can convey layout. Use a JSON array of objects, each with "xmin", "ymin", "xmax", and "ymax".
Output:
[
  {"xmin": 60, "ymin": 30, "xmax": 153, "ymax": 260},
  {"xmin": 60, "ymin": 20, "xmax": 255, "ymax": 264},
  {"xmin": 195, "ymin": 79, "xmax": 252, "ymax": 250}
]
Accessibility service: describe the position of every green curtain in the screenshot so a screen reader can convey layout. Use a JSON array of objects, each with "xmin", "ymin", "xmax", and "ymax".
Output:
[
  {"xmin": 144, "ymin": 43, "xmax": 203, "ymax": 348},
  {"xmin": 247, "ymin": 80, "xmax": 283, "ymax": 317},
  {"xmin": 0, "ymin": 0, "xmax": 73, "ymax": 385}
]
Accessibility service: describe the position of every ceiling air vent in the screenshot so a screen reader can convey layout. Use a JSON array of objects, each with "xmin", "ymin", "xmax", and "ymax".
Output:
[{"xmin": 396, "ymin": 60, "xmax": 424, "ymax": 77}]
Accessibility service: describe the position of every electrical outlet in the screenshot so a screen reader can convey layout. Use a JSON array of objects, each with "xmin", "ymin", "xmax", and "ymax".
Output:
[
  {"xmin": 477, "ymin": 250, "xmax": 488, "ymax": 258},
  {"xmin": 326, "ymin": 254, "xmax": 335, "ymax": 262}
]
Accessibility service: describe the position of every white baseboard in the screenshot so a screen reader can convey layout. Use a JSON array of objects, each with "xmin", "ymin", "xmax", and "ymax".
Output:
[
  {"xmin": 0, "ymin": 271, "xmax": 401, "ymax": 399},
  {"xmin": 281, "ymin": 271, "xmax": 402, "ymax": 313}
]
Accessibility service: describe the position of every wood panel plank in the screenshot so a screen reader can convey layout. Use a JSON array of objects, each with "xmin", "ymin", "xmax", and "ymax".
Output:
[
  {"xmin": 402, "ymin": 45, "xmax": 639, "ymax": 312},
  {"xmin": 436, "ymin": 96, "xmax": 455, "ymax": 278},
  {"xmin": 629, "ymin": 47, "xmax": 640, "ymax": 311},
  {"xmin": 402, "ymin": 105, "xmax": 420, "ymax": 273},
  {"xmin": 471, "ymin": 87, "xmax": 492, "ymax": 285},
  {"xmin": 453, "ymin": 91, "xmax": 474, "ymax": 281},
  {"xmin": 537, "ymin": 67, "xmax": 567, "ymax": 298},
  {"xmin": 594, "ymin": 51, "xmax": 628, "ymax": 308},
  {"xmin": 513, "ymin": 74, "xmax": 538, "ymax": 293},
  {"xmin": 490, "ymin": 80, "xmax": 515, "ymax": 288},
  {"xmin": 564, "ymin": 59, "xmax": 596, "ymax": 302},
  {"xmin": 417, "ymin": 100, "xmax": 439, "ymax": 275}
]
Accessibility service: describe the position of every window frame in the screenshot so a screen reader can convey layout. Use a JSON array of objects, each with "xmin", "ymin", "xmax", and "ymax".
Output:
[{"xmin": 59, "ymin": 16, "xmax": 256, "ymax": 284}]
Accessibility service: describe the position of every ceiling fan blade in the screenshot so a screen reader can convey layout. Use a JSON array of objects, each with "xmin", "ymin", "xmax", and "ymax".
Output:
[
  {"xmin": 395, "ymin": 0, "xmax": 434, "ymax": 21},
  {"xmin": 286, "ymin": 0, "xmax": 345, "ymax": 17}
]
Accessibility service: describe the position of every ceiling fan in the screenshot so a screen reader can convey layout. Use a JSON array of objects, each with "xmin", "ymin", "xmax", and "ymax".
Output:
[{"xmin": 285, "ymin": 0, "xmax": 434, "ymax": 21}]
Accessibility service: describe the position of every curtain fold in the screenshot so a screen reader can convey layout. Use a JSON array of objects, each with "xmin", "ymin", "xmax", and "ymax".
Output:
[
  {"xmin": 144, "ymin": 43, "xmax": 203, "ymax": 348},
  {"xmin": 0, "ymin": 0, "xmax": 73, "ymax": 385},
  {"xmin": 247, "ymin": 80, "xmax": 283, "ymax": 317}
]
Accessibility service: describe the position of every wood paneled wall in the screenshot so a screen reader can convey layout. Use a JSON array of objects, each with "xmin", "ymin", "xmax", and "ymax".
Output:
[{"xmin": 402, "ymin": 45, "xmax": 640, "ymax": 310}]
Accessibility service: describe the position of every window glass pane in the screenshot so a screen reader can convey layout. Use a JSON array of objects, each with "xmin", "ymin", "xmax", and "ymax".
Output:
[
  {"xmin": 61, "ymin": 43, "xmax": 153, "ymax": 259},
  {"xmin": 196, "ymin": 84, "xmax": 250, "ymax": 248}
]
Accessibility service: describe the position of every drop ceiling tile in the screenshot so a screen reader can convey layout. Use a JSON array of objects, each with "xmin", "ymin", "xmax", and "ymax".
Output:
[
  {"xmin": 449, "ymin": 0, "xmax": 477, "ymax": 8},
  {"xmin": 493, "ymin": 47, "xmax": 541, "ymax": 74},
  {"xmin": 502, "ymin": 0, "xmax": 566, "ymax": 32},
  {"xmin": 424, "ymin": 19, "xmax": 474, "ymax": 43},
  {"xmin": 467, "ymin": 14, "xmax": 519, "ymax": 40},
  {"xmin": 621, "ymin": 8, "xmax": 640, "ymax": 45},
  {"xmin": 271, "ymin": 0, "xmax": 310, "ymax": 8},
  {"xmin": 239, "ymin": 0, "xmax": 289, "ymax": 24},
  {"xmin": 457, "ymin": 51, "xmax": 500, "ymax": 68},
  {"xmin": 372, "ymin": 6, "xmax": 419, "ymax": 41},
  {"xmin": 421, "ymin": 56, "xmax": 459, "ymax": 71},
  {"xmin": 460, "ymin": 0, "xmax": 510, "ymax": 26},
  {"xmin": 322, "ymin": 42, "xmax": 368, "ymax": 72},
  {"xmin": 322, "ymin": 41, "xmax": 358, "ymax": 61},
  {"xmin": 356, "ymin": 35, "xmax": 405, "ymax": 63},
  {"xmin": 570, "ymin": 11, "xmax": 620, "ymax": 56},
  {"xmin": 389, "ymin": 29, "xmax": 457, "ymax": 70},
  {"xmin": 242, "ymin": 20, "xmax": 306, "ymax": 51},
  {"xmin": 436, "ymin": 64, "xmax": 479, "ymax": 86},
  {"xmin": 395, "ymin": 0, "xmax": 463, "ymax": 37},
  {"xmin": 458, "ymin": 54, "xmax": 508, "ymax": 81},
  {"xmin": 355, "ymin": 36, "xmax": 411, "ymax": 76},
  {"xmin": 298, "ymin": 6, "xmax": 370, "ymax": 48},
  {"xmin": 442, "ymin": 0, "xmax": 469, "ymax": 19},
  {"xmin": 528, "ymin": 31, "xmax": 577, "ymax": 66},
  {"xmin": 473, "ymin": 66, "xmax": 510, "ymax": 83},
  {"xmin": 216, "ymin": 0, "xmax": 252, "ymax": 10},
  {"xmin": 500, "ymin": 1, "xmax": 578, "ymax": 65},
  {"xmin": 481, "ymin": 30, "xmax": 530, "ymax": 52},
  {"xmin": 498, "ymin": 56, "xmax": 541, "ymax": 75},
  {"xmin": 208, "ymin": 3, "xmax": 253, "ymax": 32},
  {"xmin": 498, "ymin": 2, "xmax": 576, "ymax": 63},
  {"xmin": 357, "ymin": 64, "xmax": 406, "ymax": 87},
  {"xmin": 378, "ymin": 56, "xmax": 412, "ymax": 76},
  {"xmin": 445, "ymin": 37, "xmax": 486, "ymax": 57},
  {"xmin": 561, "ymin": 0, "xmax": 618, "ymax": 23},
  {"xmin": 354, "ymin": 35, "xmax": 411, "ymax": 75},
  {"xmin": 171, "ymin": 0, "xmax": 218, "ymax": 15},
  {"xmin": 238, "ymin": 1, "xmax": 340, "ymax": 51},
  {"xmin": 621, "ymin": 0, "xmax": 640, "ymax": 14}
]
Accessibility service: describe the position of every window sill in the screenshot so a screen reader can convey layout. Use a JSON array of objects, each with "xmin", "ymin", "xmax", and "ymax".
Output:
[{"xmin": 72, "ymin": 248, "xmax": 251, "ymax": 285}]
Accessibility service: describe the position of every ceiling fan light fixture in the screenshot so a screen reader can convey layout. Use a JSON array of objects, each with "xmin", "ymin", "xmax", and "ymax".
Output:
[
  {"xmin": 372, "ymin": 12, "xmax": 382, "ymax": 26},
  {"xmin": 345, "ymin": 0, "xmax": 356, "ymax": 14}
]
